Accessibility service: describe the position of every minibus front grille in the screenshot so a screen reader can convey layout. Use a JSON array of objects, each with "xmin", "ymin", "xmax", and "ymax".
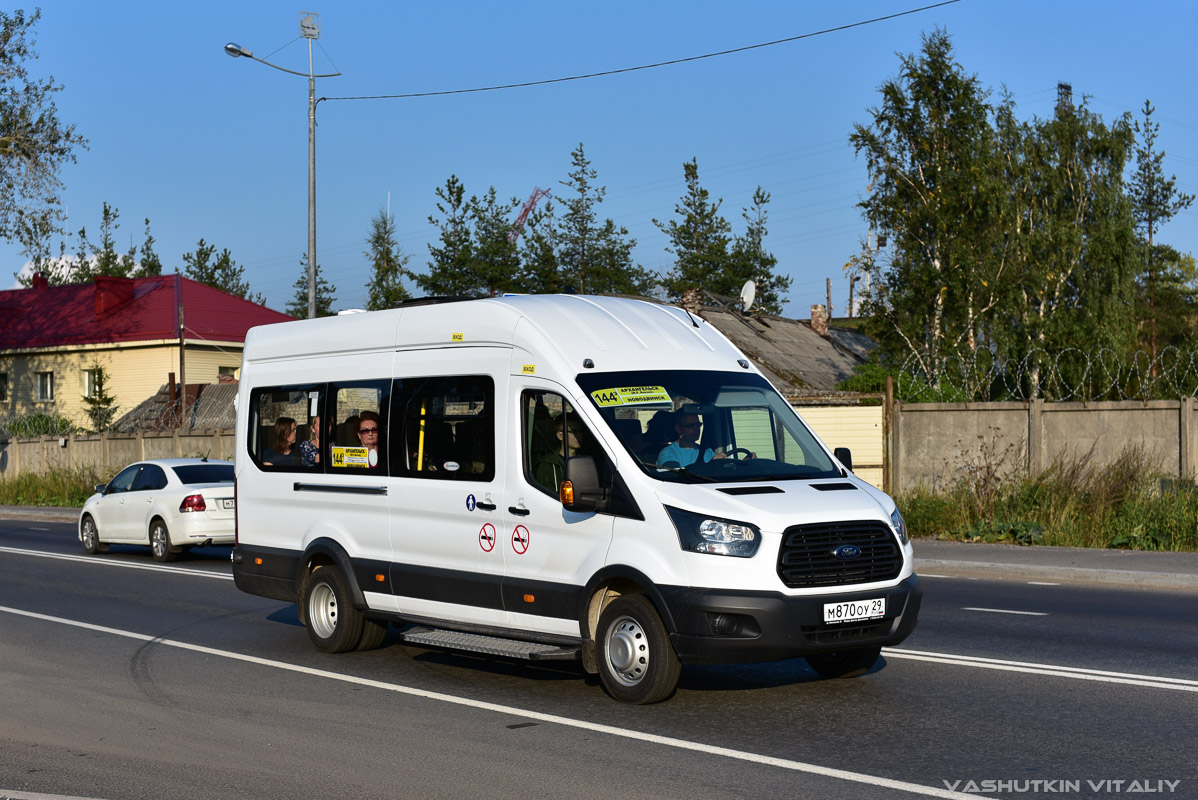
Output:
[
  {"xmin": 801, "ymin": 621, "xmax": 890, "ymax": 644},
  {"xmin": 776, "ymin": 521, "xmax": 901, "ymax": 588}
]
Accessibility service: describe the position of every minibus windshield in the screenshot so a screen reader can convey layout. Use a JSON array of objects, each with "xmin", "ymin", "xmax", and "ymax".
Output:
[{"xmin": 576, "ymin": 370, "xmax": 841, "ymax": 483}]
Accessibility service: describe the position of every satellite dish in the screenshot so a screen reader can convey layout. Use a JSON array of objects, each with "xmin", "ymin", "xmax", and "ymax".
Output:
[{"xmin": 739, "ymin": 280, "xmax": 756, "ymax": 313}]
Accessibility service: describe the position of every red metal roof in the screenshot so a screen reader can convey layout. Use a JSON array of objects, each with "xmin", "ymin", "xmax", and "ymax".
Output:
[{"xmin": 0, "ymin": 275, "xmax": 295, "ymax": 350}]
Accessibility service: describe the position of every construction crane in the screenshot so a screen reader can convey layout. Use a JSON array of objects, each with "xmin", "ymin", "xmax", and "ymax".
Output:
[{"xmin": 508, "ymin": 187, "xmax": 551, "ymax": 243}]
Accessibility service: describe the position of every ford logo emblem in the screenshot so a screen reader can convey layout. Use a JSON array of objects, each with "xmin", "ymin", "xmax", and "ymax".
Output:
[{"xmin": 833, "ymin": 544, "xmax": 862, "ymax": 560}]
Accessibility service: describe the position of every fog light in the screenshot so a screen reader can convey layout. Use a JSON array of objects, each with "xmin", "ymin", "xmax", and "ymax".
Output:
[{"xmin": 709, "ymin": 614, "xmax": 741, "ymax": 635}]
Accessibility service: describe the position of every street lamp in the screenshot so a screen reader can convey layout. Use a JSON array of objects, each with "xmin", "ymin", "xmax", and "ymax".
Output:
[{"xmin": 225, "ymin": 12, "xmax": 340, "ymax": 319}]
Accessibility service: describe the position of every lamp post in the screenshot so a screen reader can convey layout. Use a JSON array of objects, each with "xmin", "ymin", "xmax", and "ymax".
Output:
[{"xmin": 225, "ymin": 12, "xmax": 340, "ymax": 319}]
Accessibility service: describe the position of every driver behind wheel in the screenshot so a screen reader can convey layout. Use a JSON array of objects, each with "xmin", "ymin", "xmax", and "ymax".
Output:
[{"xmin": 656, "ymin": 411, "xmax": 755, "ymax": 468}]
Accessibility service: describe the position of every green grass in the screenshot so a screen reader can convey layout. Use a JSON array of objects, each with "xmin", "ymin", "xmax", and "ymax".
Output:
[
  {"xmin": 0, "ymin": 467, "xmax": 103, "ymax": 508},
  {"xmin": 901, "ymin": 448, "xmax": 1198, "ymax": 551}
]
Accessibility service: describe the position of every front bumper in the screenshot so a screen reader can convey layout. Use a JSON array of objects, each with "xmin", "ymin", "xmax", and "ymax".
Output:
[{"xmin": 659, "ymin": 574, "xmax": 922, "ymax": 665}]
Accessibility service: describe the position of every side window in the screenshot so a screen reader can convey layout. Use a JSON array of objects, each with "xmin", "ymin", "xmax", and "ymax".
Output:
[
  {"xmin": 133, "ymin": 464, "xmax": 168, "ymax": 491},
  {"xmin": 392, "ymin": 375, "xmax": 493, "ymax": 481},
  {"xmin": 730, "ymin": 408, "xmax": 778, "ymax": 460},
  {"xmin": 248, "ymin": 385, "xmax": 325, "ymax": 472},
  {"xmin": 522, "ymin": 390, "xmax": 607, "ymax": 498},
  {"xmin": 328, "ymin": 380, "xmax": 390, "ymax": 474},
  {"xmin": 107, "ymin": 465, "xmax": 140, "ymax": 494}
]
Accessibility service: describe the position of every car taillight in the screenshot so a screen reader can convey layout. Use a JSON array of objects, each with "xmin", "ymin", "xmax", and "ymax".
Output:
[{"xmin": 180, "ymin": 494, "xmax": 206, "ymax": 513}]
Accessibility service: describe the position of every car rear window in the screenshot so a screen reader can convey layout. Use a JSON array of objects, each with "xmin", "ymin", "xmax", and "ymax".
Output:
[{"xmin": 172, "ymin": 464, "xmax": 234, "ymax": 484}]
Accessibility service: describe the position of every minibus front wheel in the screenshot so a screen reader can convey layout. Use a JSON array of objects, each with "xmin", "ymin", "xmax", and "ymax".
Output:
[{"xmin": 596, "ymin": 594, "xmax": 681, "ymax": 704}]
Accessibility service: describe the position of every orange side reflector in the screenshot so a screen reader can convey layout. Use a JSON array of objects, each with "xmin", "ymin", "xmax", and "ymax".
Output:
[
  {"xmin": 254, "ymin": 557, "xmax": 263, "ymax": 565},
  {"xmin": 559, "ymin": 480, "xmax": 575, "ymax": 505},
  {"xmin": 523, "ymin": 594, "xmax": 535, "ymax": 604},
  {"xmin": 375, "ymin": 574, "xmax": 385, "ymax": 582}
]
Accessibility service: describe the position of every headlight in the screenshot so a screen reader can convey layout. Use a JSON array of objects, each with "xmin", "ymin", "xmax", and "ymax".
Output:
[
  {"xmin": 666, "ymin": 506, "xmax": 761, "ymax": 558},
  {"xmin": 890, "ymin": 506, "xmax": 908, "ymax": 544}
]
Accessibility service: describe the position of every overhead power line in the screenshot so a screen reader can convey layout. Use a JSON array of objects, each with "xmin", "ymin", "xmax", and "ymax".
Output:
[{"xmin": 322, "ymin": 0, "xmax": 962, "ymax": 103}]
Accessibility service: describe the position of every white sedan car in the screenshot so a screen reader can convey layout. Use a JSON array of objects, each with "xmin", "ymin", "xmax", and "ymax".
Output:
[{"xmin": 78, "ymin": 458, "xmax": 236, "ymax": 562}]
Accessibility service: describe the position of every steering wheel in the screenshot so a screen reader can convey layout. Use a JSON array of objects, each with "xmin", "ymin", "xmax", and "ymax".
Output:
[{"xmin": 725, "ymin": 447, "xmax": 754, "ymax": 461}]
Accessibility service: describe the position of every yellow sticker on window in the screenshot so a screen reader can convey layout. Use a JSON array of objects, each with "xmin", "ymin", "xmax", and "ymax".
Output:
[
  {"xmin": 331, "ymin": 446, "xmax": 372, "ymax": 468},
  {"xmin": 522, "ymin": 364, "xmax": 536, "ymax": 374},
  {"xmin": 590, "ymin": 386, "xmax": 671, "ymax": 407},
  {"xmin": 451, "ymin": 332, "xmax": 464, "ymax": 342}
]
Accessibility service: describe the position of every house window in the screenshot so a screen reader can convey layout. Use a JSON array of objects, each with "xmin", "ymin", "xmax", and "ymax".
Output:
[
  {"xmin": 0, "ymin": 372, "xmax": 7, "ymax": 402},
  {"xmin": 84, "ymin": 368, "xmax": 101, "ymax": 398},
  {"xmin": 36, "ymin": 371, "xmax": 54, "ymax": 402}
]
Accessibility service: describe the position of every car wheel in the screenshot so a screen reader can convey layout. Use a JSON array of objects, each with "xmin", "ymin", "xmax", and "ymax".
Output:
[
  {"xmin": 596, "ymin": 594, "xmax": 681, "ymax": 704},
  {"xmin": 301, "ymin": 565, "xmax": 365, "ymax": 654},
  {"xmin": 806, "ymin": 646, "xmax": 881, "ymax": 679},
  {"xmin": 81, "ymin": 515, "xmax": 102, "ymax": 555},
  {"xmin": 150, "ymin": 519, "xmax": 177, "ymax": 563}
]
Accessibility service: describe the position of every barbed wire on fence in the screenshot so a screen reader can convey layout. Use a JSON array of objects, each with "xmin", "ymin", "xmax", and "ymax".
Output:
[{"xmin": 898, "ymin": 347, "xmax": 1198, "ymax": 402}]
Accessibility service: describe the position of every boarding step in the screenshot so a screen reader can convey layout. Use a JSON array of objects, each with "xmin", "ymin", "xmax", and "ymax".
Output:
[{"xmin": 399, "ymin": 626, "xmax": 580, "ymax": 661}]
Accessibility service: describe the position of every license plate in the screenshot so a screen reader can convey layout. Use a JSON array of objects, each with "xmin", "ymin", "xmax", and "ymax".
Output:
[
  {"xmin": 823, "ymin": 597, "xmax": 885, "ymax": 624},
  {"xmin": 221, "ymin": 499, "xmax": 236, "ymax": 510}
]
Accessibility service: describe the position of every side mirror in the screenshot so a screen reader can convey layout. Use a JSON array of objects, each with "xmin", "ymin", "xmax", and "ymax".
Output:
[
  {"xmin": 833, "ymin": 447, "xmax": 854, "ymax": 473},
  {"xmin": 560, "ymin": 455, "xmax": 607, "ymax": 512},
  {"xmin": 95, "ymin": 484, "xmax": 107, "ymax": 494}
]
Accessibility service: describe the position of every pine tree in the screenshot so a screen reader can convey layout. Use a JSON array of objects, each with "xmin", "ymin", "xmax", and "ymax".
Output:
[
  {"xmin": 654, "ymin": 158, "xmax": 733, "ymax": 301},
  {"xmin": 516, "ymin": 201, "xmax": 563, "ymax": 294},
  {"xmin": 365, "ymin": 208, "xmax": 412, "ymax": 310},
  {"xmin": 466, "ymin": 187, "xmax": 520, "ymax": 297},
  {"xmin": 1129, "ymin": 100, "xmax": 1196, "ymax": 359},
  {"xmin": 182, "ymin": 238, "xmax": 263, "ymax": 302},
  {"xmin": 136, "ymin": 218, "xmax": 162, "ymax": 277},
  {"xmin": 729, "ymin": 188, "xmax": 790, "ymax": 315},
  {"xmin": 286, "ymin": 253, "xmax": 336, "ymax": 317},
  {"xmin": 557, "ymin": 143, "xmax": 648, "ymax": 295},
  {"xmin": 418, "ymin": 175, "xmax": 476, "ymax": 297},
  {"xmin": 80, "ymin": 362, "xmax": 118, "ymax": 432}
]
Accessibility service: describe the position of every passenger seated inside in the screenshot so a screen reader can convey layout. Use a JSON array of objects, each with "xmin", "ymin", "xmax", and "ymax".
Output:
[
  {"xmin": 534, "ymin": 413, "xmax": 582, "ymax": 492},
  {"xmin": 263, "ymin": 416, "xmax": 301, "ymax": 466},
  {"xmin": 356, "ymin": 410, "xmax": 381, "ymax": 468}
]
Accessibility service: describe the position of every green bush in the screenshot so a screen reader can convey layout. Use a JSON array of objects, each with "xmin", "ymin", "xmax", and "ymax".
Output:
[
  {"xmin": 900, "ymin": 447, "xmax": 1198, "ymax": 551},
  {"xmin": 0, "ymin": 466, "xmax": 103, "ymax": 507},
  {"xmin": 0, "ymin": 412, "xmax": 78, "ymax": 439}
]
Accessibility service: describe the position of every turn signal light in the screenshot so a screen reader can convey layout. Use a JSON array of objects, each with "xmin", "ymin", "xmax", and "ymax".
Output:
[
  {"xmin": 179, "ymin": 494, "xmax": 207, "ymax": 513},
  {"xmin": 523, "ymin": 594, "xmax": 535, "ymax": 604},
  {"xmin": 559, "ymin": 480, "xmax": 575, "ymax": 505}
]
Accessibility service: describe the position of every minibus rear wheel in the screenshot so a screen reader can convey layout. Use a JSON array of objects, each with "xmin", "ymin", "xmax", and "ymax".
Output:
[
  {"xmin": 806, "ymin": 646, "xmax": 881, "ymax": 679},
  {"xmin": 596, "ymin": 594, "xmax": 681, "ymax": 704},
  {"xmin": 301, "ymin": 565, "xmax": 365, "ymax": 653}
]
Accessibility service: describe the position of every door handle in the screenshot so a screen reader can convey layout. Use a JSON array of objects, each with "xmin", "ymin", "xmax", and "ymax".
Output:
[
  {"xmin": 508, "ymin": 506, "xmax": 530, "ymax": 516},
  {"xmin": 476, "ymin": 501, "xmax": 496, "ymax": 511}
]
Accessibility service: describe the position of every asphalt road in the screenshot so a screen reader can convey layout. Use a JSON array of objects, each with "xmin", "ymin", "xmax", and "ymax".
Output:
[{"xmin": 0, "ymin": 519, "xmax": 1195, "ymax": 800}]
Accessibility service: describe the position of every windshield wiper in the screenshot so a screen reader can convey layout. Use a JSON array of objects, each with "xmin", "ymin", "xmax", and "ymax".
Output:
[{"xmin": 639, "ymin": 461, "xmax": 719, "ymax": 483}]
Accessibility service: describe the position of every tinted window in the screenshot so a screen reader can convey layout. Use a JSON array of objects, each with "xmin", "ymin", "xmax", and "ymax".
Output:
[
  {"xmin": 173, "ymin": 464, "xmax": 234, "ymax": 484},
  {"xmin": 522, "ymin": 390, "xmax": 607, "ymax": 498},
  {"xmin": 248, "ymin": 384, "xmax": 325, "ymax": 472},
  {"xmin": 106, "ymin": 465, "xmax": 140, "ymax": 494},
  {"xmin": 133, "ymin": 464, "xmax": 168, "ymax": 491},
  {"xmin": 391, "ymin": 375, "xmax": 494, "ymax": 481},
  {"xmin": 328, "ymin": 380, "xmax": 390, "ymax": 474}
]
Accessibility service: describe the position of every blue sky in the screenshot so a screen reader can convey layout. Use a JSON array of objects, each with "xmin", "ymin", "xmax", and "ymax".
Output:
[{"xmin": 6, "ymin": 0, "xmax": 1196, "ymax": 318}]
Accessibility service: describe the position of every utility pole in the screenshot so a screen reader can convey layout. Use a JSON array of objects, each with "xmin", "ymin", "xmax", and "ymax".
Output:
[{"xmin": 826, "ymin": 278, "xmax": 833, "ymax": 320}]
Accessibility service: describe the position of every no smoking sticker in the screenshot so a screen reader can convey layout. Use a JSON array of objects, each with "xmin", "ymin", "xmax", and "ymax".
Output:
[
  {"xmin": 512, "ymin": 525, "xmax": 530, "ymax": 555},
  {"xmin": 479, "ymin": 523, "xmax": 496, "ymax": 552}
]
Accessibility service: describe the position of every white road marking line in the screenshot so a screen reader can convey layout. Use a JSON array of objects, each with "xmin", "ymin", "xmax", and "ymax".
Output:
[
  {"xmin": 915, "ymin": 574, "xmax": 954, "ymax": 578},
  {"xmin": 1027, "ymin": 581, "xmax": 1060, "ymax": 586},
  {"xmin": 29, "ymin": 526, "xmax": 51, "ymax": 531},
  {"xmin": 0, "ymin": 604, "xmax": 994, "ymax": 800},
  {"xmin": 962, "ymin": 607, "xmax": 1047, "ymax": 616},
  {"xmin": 0, "ymin": 546, "xmax": 232, "ymax": 580},
  {"xmin": 883, "ymin": 647, "xmax": 1198, "ymax": 691}
]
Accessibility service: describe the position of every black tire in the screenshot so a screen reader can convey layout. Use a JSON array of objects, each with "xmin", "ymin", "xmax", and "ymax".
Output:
[
  {"xmin": 301, "ymin": 565, "xmax": 365, "ymax": 654},
  {"xmin": 80, "ymin": 515, "xmax": 101, "ymax": 555},
  {"xmin": 356, "ymin": 618, "xmax": 389, "ymax": 651},
  {"xmin": 596, "ymin": 594, "xmax": 681, "ymax": 704},
  {"xmin": 806, "ymin": 646, "xmax": 881, "ymax": 679},
  {"xmin": 150, "ymin": 519, "xmax": 177, "ymax": 563}
]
